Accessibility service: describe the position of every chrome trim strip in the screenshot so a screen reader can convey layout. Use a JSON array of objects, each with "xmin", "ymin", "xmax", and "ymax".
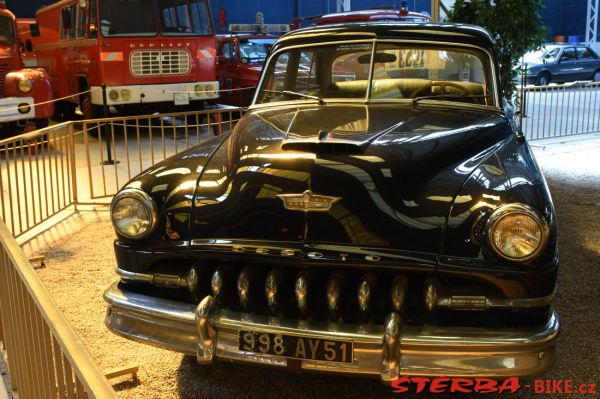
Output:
[
  {"xmin": 104, "ymin": 282, "xmax": 560, "ymax": 379},
  {"xmin": 436, "ymin": 291, "xmax": 557, "ymax": 310},
  {"xmin": 116, "ymin": 267, "xmax": 188, "ymax": 289}
]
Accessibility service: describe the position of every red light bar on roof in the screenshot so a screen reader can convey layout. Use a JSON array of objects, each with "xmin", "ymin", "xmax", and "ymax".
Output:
[
  {"xmin": 229, "ymin": 24, "xmax": 289, "ymax": 34},
  {"xmin": 400, "ymin": 0, "xmax": 409, "ymax": 16}
]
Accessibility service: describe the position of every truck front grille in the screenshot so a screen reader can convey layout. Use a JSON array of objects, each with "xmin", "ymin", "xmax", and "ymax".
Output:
[
  {"xmin": 0, "ymin": 64, "xmax": 8, "ymax": 97},
  {"xmin": 130, "ymin": 50, "xmax": 190, "ymax": 76}
]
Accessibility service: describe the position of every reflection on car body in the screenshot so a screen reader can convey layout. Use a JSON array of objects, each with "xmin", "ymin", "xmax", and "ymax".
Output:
[{"xmin": 104, "ymin": 22, "xmax": 560, "ymax": 382}]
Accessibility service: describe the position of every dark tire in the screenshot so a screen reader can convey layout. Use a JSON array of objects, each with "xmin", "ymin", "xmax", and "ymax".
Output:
[
  {"xmin": 34, "ymin": 118, "xmax": 49, "ymax": 129},
  {"xmin": 593, "ymin": 70, "xmax": 600, "ymax": 83},
  {"xmin": 536, "ymin": 73, "xmax": 550, "ymax": 86},
  {"xmin": 80, "ymin": 92, "xmax": 103, "ymax": 120},
  {"xmin": 53, "ymin": 100, "xmax": 77, "ymax": 122}
]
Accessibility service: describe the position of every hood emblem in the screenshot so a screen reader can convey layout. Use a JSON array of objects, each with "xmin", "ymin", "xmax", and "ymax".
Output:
[{"xmin": 278, "ymin": 190, "xmax": 341, "ymax": 212}]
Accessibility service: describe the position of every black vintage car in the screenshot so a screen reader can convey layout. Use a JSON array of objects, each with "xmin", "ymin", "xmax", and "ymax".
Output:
[{"xmin": 105, "ymin": 23, "xmax": 559, "ymax": 381}]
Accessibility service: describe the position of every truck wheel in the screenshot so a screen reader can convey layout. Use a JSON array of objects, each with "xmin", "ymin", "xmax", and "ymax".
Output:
[
  {"xmin": 535, "ymin": 73, "xmax": 550, "ymax": 86},
  {"xmin": 53, "ymin": 100, "xmax": 77, "ymax": 122},
  {"xmin": 80, "ymin": 92, "xmax": 103, "ymax": 120},
  {"xmin": 35, "ymin": 118, "xmax": 49, "ymax": 129}
]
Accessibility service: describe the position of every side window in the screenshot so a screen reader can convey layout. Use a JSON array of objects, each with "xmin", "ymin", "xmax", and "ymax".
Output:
[
  {"xmin": 220, "ymin": 42, "xmax": 235, "ymax": 62},
  {"xmin": 561, "ymin": 48, "xmax": 576, "ymax": 62},
  {"xmin": 76, "ymin": 5, "xmax": 87, "ymax": 38},
  {"xmin": 88, "ymin": 0, "xmax": 97, "ymax": 36},
  {"xmin": 577, "ymin": 47, "xmax": 595, "ymax": 60},
  {"xmin": 60, "ymin": 5, "xmax": 78, "ymax": 40}
]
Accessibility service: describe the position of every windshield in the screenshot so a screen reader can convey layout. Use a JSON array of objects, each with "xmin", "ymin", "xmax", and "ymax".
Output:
[
  {"xmin": 524, "ymin": 47, "xmax": 560, "ymax": 63},
  {"xmin": 159, "ymin": 0, "xmax": 212, "ymax": 36},
  {"xmin": 99, "ymin": 0, "xmax": 212, "ymax": 37},
  {"xmin": 258, "ymin": 41, "xmax": 494, "ymax": 107},
  {"xmin": 0, "ymin": 16, "xmax": 15, "ymax": 46},
  {"xmin": 239, "ymin": 38, "xmax": 276, "ymax": 63}
]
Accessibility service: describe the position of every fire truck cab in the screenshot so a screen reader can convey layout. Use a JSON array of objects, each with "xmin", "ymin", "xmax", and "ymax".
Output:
[
  {"xmin": 33, "ymin": 0, "xmax": 219, "ymax": 120},
  {"xmin": 0, "ymin": 1, "xmax": 53, "ymax": 134}
]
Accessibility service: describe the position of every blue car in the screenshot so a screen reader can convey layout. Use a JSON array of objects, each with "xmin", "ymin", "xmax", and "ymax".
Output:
[{"xmin": 523, "ymin": 45, "xmax": 600, "ymax": 85}]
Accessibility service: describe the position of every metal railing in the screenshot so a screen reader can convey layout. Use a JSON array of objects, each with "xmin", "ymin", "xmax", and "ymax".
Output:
[
  {"xmin": 0, "ymin": 123, "xmax": 77, "ymax": 239},
  {"xmin": 519, "ymin": 81, "xmax": 600, "ymax": 140},
  {"xmin": 0, "ymin": 219, "xmax": 118, "ymax": 398},
  {"xmin": 0, "ymin": 106, "xmax": 245, "ymax": 398},
  {"xmin": 82, "ymin": 108, "xmax": 244, "ymax": 200}
]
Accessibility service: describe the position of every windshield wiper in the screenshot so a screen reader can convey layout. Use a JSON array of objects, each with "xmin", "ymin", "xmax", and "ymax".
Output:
[
  {"xmin": 411, "ymin": 94, "xmax": 491, "ymax": 108},
  {"xmin": 264, "ymin": 89, "xmax": 326, "ymax": 105}
]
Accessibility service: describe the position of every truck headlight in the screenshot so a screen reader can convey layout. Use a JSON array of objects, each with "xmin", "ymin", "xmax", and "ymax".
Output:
[
  {"xmin": 204, "ymin": 84, "xmax": 216, "ymax": 97},
  {"xmin": 110, "ymin": 189, "xmax": 158, "ymax": 239},
  {"xmin": 18, "ymin": 78, "xmax": 33, "ymax": 93},
  {"xmin": 486, "ymin": 203, "xmax": 549, "ymax": 262}
]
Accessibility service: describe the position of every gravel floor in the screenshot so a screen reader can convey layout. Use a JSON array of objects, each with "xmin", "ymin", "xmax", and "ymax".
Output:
[{"xmin": 26, "ymin": 136, "xmax": 600, "ymax": 399}]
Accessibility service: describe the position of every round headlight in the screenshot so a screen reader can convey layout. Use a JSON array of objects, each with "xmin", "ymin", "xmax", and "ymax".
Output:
[
  {"xmin": 109, "ymin": 89, "xmax": 119, "ymax": 101},
  {"xmin": 204, "ymin": 84, "xmax": 216, "ymax": 97},
  {"xmin": 194, "ymin": 84, "xmax": 203, "ymax": 97},
  {"xmin": 110, "ymin": 189, "xmax": 157, "ymax": 239},
  {"xmin": 120, "ymin": 89, "xmax": 131, "ymax": 101},
  {"xmin": 18, "ymin": 78, "xmax": 33, "ymax": 93},
  {"xmin": 486, "ymin": 204, "xmax": 549, "ymax": 262}
]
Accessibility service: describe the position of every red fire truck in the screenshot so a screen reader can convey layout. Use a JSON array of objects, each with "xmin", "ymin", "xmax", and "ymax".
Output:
[
  {"xmin": 215, "ymin": 33, "xmax": 277, "ymax": 107},
  {"xmin": 32, "ymin": 0, "xmax": 219, "ymax": 120},
  {"xmin": 0, "ymin": 1, "xmax": 53, "ymax": 134}
]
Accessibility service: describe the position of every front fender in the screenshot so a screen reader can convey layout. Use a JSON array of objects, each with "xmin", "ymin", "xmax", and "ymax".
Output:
[
  {"xmin": 115, "ymin": 133, "xmax": 229, "ymax": 243},
  {"xmin": 5, "ymin": 68, "xmax": 54, "ymax": 118},
  {"xmin": 439, "ymin": 135, "xmax": 558, "ymax": 298}
]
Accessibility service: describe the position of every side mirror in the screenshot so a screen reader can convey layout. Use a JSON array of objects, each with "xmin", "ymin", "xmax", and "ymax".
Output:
[{"xmin": 30, "ymin": 23, "xmax": 40, "ymax": 37}]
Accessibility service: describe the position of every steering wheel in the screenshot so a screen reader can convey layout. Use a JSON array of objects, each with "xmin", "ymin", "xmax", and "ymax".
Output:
[{"xmin": 409, "ymin": 81, "xmax": 474, "ymax": 99}]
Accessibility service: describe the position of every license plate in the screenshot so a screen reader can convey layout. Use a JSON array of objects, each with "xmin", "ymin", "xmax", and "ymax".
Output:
[
  {"xmin": 174, "ymin": 93, "xmax": 189, "ymax": 105},
  {"xmin": 238, "ymin": 331, "xmax": 353, "ymax": 363}
]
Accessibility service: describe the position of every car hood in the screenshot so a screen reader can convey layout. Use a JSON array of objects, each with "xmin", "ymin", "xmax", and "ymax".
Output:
[{"xmin": 190, "ymin": 103, "xmax": 513, "ymax": 256}]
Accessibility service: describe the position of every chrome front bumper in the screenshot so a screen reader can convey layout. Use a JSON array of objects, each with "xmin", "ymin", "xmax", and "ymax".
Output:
[{"xmin": 104, "ymin": 282, "xmax": 559, "ymax": 381}]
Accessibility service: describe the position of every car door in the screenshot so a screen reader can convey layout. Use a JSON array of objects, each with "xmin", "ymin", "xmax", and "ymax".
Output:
[
  {"xmin": 556, "ymin": 47, "xmax": 578, "ymax": 82},
  {"xmin": 576, "ymin": 47, "xmax": 600, "ymax": 80},
  {"xmin": 217, "ymin": 40, "xmax": 236, "ymax": 102}
]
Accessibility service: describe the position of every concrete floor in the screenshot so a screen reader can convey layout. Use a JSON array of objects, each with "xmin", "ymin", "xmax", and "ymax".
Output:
[{"xmin": 9, "ymin": 132, "xmax": 598, "ymax": 398}]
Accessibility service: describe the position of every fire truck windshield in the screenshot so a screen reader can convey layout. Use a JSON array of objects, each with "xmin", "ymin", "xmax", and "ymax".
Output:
[
  {"xmin": 239, "ymin": 38, "xmax": 276, "ymax": 63},
  {"xmin": 0, "ymin": 16, "xmax": 15, "ymax": 46},
  {"xmin": 99, "ymin": 0, "xmax": 212, "ymax": 37}
]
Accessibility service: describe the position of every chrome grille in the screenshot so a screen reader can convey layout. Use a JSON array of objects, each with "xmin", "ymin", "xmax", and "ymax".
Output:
[
  {"xmin": 0, "ymin": 64, "xmax": 8, "ymax": 97},
  {"xmin": 130, "ymin": 50, "xmax": 190, "ymax": 76}
]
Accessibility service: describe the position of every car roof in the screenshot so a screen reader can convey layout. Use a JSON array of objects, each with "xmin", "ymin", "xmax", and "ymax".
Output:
[
  {"xmin": 317, "ymin": 9, "xmax": 430, "ymax": 23},
  {"xmin": 276, "ymin": 22, "xmax": 495, "ymax": 51}
]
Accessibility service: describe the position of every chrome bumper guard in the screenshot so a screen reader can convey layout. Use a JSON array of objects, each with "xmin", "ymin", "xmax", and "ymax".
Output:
[{"xmin": 104, "ymin": 282, "xmax": 559, "ymax": 381}]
